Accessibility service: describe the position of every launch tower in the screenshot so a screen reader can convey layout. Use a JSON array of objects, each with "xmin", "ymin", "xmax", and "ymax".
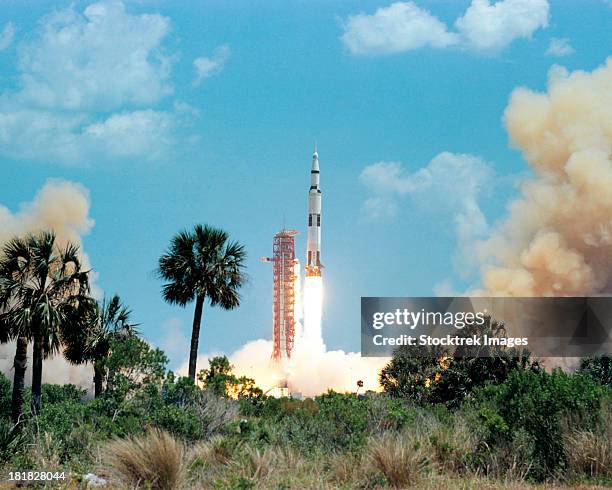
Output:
[{"xmin": 263, "ymin": 229, "xmax": 299, "ymax": 362}]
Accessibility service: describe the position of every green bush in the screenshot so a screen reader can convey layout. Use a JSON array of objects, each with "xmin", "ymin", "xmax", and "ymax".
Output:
[
  {"xmin": 151, "ymin": 404, "xmax": 204, "ymax": 440},
  {"xmin": 578, "ymin": 355, "xmax": 612, "ymax": 387},
  {"xmin": 42, "ymin": 384, "xmax": 86, "ymax": 404},
  {"xmin": 34, "ymin": 399, "xmax": 87, "ymax": 440},
  {"xmin": 474, "ymin": 368, "xmax": 610, "ymax": 480},
  {"xmin": 246, "ymin": 392, "xmax": 416, "ymax": 453}
]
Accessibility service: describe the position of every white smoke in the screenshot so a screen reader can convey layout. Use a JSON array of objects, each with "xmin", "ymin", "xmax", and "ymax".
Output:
[
  {"xmin": 181, "ymin": 276, "xmax": 387, "ymax": 397},
  {"xmin": 0, "ymin": 179, "xmax": 95, "ymax": 392},
  {"xmin": 181, "ymin": 271, "xmax": 389, "ymax": 397},
  {"xmin": 477, "ymin": 58, "xmax": 612, "ymax": 297},
  {"xmin": 183, "ymin": 337, "xmax": 387, "ymax": 398}
]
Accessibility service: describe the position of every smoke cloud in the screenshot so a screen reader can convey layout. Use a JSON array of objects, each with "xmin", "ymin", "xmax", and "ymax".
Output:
[
  {"xmin": 477, "ymin": 58, "xmax": 612, "ymax": 297},
  {"xmin": 0, "ymin": 179, "xmax": 95, "ymax": 392},
  {"xmin": 183, "ymin": 338, "xmax": 387, "ymax": 398},
  {"xmin": 182, "ymin": 275, "xmax": 388, "ymax": 397}
]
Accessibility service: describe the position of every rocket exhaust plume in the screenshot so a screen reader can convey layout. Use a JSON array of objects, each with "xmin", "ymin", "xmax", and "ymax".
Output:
[
  {"xmin": 477, "ymin": 58, "xmax": 612, "ymax": 297},
  {"xmin": 301, "ymin": 276, "xmax": 324, "ymax": 352}
]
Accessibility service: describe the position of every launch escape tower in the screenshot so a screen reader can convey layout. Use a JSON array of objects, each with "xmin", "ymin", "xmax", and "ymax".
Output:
[{"xmin": 263, "ymin": 229, "xmax": 299, "ymax": 362}]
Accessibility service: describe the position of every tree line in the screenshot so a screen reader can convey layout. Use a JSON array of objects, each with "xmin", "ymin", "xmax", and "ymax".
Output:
[{"xmin": 0, "ymin": 224, "xmax": 247, "ymax": 425}]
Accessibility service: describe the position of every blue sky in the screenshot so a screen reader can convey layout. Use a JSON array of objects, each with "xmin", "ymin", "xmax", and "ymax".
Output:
[{"xmin": 1, "ymin": 0, "xmax": 611, "ymax": 368}]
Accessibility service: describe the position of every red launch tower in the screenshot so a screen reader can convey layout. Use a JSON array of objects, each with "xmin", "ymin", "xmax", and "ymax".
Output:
[{"xmin": 263, "ymin": 229, "xmax": 299, "ymax": 362}]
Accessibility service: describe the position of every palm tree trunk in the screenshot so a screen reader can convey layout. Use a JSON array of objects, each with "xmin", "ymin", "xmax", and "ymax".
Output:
[
  {"xmin": 31, "ymin": 333, "xmax": 43, "ymax": 415},
  {"xmin": 93, "ymin": 362, "xmax": 104, "ymax": 397},
  {"xmin": 11, "ymin": 336, "xmax": 28, "ymax": 425},
  {"xmin": 188, "ymin": 295, "xmax": 205, "ymax": 380}
]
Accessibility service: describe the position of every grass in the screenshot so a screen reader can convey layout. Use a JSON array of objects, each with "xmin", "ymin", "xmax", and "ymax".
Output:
[
  {"xmin": 102, "ymin": 429, "xmax": 185, "ymax": 489},
  {"xmin": 563, "ymin": 401, "xmax": 612, "ymax": 480},
  {"xmin": 368, "ymin": 431, "xmax": 432, "ymax": 487}
]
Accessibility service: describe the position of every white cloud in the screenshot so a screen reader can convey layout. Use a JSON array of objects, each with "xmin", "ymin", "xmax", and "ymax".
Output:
[
  {"xmin": 362, "ymin": 196, "xmax": 398, "ymax": 219},
  {"xmin": 341, "ymin": 2, "xmax": 458, "ymax": 55},
  {"xmin": 0, "ymin": 1, "xmax": 189, "ymax": 164},
  {"xmin": 360, "ymin": 152, "xmax": 493, "ymax": 201},
  {"xmin": 193, "ymin": 44, "xmax": 230, "ymax": 86},
  {"xmin": 546, "ymin": 37, "xmax": 575, "ymax": 57},
  {"xmin": 84, "ymin": 110, "xmax": 175, "ymax": 158},
  {"xmin": 0, "ymin": 22, "xmax": 15, "ymax": 51},
  {"xmin": 17, "ymin": 0, "xmax": 172, "ymax": 111},
  {"xmin": 455, "ymin": 0, "xmax": 549, "ymax": 52},
  {"xmin": 360, "ymin": 152, "xmax": 493, "ymax": 271},
  {"xmin": 0, "ymin": 107, "xmax": 175, "ymax": 164},
  {"xmin": 341, "ymin": 0, "xmax": 550, "ymax": 55}
]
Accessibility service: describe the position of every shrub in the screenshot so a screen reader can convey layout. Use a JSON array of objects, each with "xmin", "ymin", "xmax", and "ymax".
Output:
[
  {"xmin": 103, "ymin": 429, "xmax": 185, "ymax": 489},
  {"xmin": 251, "ymin": 392, "xmax": 371, "ymax": 451},
  {"xmin": 34, "ymin": 399, "xmax": 86, "ymax": 439},
  {"xmin": 364, "ymin": 394, "xmax": 414, "ymax": 434},
  {"xmin": 475, "ymin": 368, "xmax": 609, "ymax": 480},
  {"xmin": 150, "ymin": 404, "xmax": 204, "ymax": 440},
  {"xmin": 578, "ymin": 355, "xmax": 612, "ymax": 387},
  {"xmin": 314, "ymin": 391, "xmax": 369, "ymax": 450},
  {"xmin": 41, "ymin": 384, "xmax": 86, "ymax": 404}
]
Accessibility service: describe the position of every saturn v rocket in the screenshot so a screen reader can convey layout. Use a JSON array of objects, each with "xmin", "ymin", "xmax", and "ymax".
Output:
[{"xmin": 305, "ymin": 146, "xmax": 322, "ymax": 277}]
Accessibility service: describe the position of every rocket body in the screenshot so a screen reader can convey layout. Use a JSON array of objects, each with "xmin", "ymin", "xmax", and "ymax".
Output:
[{"xmin": 306, "ymin": 148, "xmax": 322, "ymax": 276}]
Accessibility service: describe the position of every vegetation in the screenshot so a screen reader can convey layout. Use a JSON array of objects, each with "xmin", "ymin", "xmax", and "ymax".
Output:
[
  {"xmin": 0, "ymin": 232, "xmax": 90, "ymax": 421},
  {"xmin": 0, "ymin": 227, "xmax": 609, "ymax": 488},
  {"xmin": 157, "ymin": 224, "xmax": 247, "ymax": 380},
  {"xmin": 63, "ymin": 295, "xmax": 137, "ymax": 397}
]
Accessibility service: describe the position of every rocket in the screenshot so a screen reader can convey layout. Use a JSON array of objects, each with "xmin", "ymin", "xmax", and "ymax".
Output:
[{"xmin": 306, "ymin": 145, "xmax": 322, "ymax": 277}]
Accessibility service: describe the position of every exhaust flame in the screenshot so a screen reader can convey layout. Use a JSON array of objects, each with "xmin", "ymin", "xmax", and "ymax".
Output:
[{"xmin": 301, "ymin": 276, "xmax": 324, "ymax": 352}]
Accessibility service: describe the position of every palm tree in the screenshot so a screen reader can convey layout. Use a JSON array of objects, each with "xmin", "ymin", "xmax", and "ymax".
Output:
[
  {"xmin": 0, "ymin": 232, "xmax": 90, "ymax": 417},
  {"xmin": 63, "ymin": 295, "xmax": 137, "ymax": 397},
  {"xmin": 0, "ymin": 277, "xmax": 28, "ymax": 424},
  {"xmin": 157, "ymin": 225, "xmax": 247, "ymax": 380}
]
